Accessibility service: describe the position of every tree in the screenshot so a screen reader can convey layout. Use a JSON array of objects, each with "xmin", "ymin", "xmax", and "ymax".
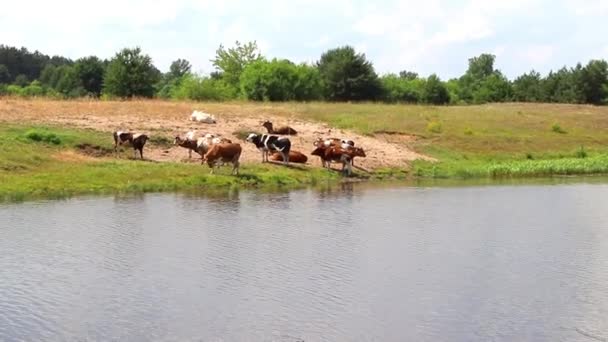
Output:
[
  {"xmin": 380, "ymin": 73, "xmax": 422, "ymax": 103},
  {"xmin": 421, "ymin": 74, "xmax": 450, "ymax": 104},
  {"xmin": 14, "ymin": 74, "xmax": 29, "ymax": 87},
  {"xmin": 399, "ymin": 70, "xmax": 418, "ymax": 80},
  {"xmin": 512, "ymin": 70, "xmax": 542, "ymax": 102},
  {"xmin": 103, "ymin": 47, "xmax": 160, "ymax": 98},
  {"xmin": 74, "ymin": 56, "xmax": 105, "ymax": 96},
  {"xmin": 0, "ymin": 64, "xmax": 10, "ymax": 83},
  {"xmin": 240, "ymin": 59, "xmax": 322, "ymax": 101},
  {"xmin": 56, "ymin": 66, "xmax": 84, "ymax": 97},
  {"xmin": 457, "ymin": 53, "xmax": 512, "ymax": 103},
  {"xmin": 580, "ymin": 59, "xmax": 608, "ymax": 104},
  {"xmin": 472, "ymin": 72, "xmax": 512, "ymax": 103},
  {"xmin": 169, "ymin": 59, "xmax": 191, "ymax": 79},
  {"xmin": 211, "ymin": 41, "xmax": 262, "ymax": 87},
  {"xmin": 317, "ymin": 46, "xmax": 382, "ymax": 101},
  {"xmin": 541, "ymin": 66, "xmax": 585, "ymax": 103}
]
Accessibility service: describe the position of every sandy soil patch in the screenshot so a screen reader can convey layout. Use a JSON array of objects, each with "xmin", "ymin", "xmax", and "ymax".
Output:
[{"xmin": 0, "ymin": 99, "xmax": 435, "ymax": 171}]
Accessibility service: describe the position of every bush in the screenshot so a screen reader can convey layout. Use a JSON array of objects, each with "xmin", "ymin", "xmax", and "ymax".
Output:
[
  {"xmin": 22, "ymin": 81, "xmax": 45, "ymax": 97},
  {"xmin": 426, "ymin": 121, "xmax": 443, "ymax": 133},
  {"xmin": 240, "ymin": 59, "xmax": 321, "ymax": 101},
  {"xmin": 171, "ymin": 75, "xmax": 237, "ymax": 101},
  {"xmin": 25, "ymin": 130, "xmax": 62, "ymax": 145},
  {"xmin": 380, "ymin": 74, "xmax": 422, "ymax": 103},
  {"xmin": 551, "ymin": 123, "xmax": 567, "ymax": 134},
  {"xmin": 575, "ymin": 146, "xmax": 587, "ymax": 159},
  {"xmin": 6, "ymin": 85, "xmax": 24, "ymax": 96}
]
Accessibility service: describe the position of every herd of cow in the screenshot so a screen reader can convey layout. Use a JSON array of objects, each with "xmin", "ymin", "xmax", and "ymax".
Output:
[{"xmin": 112, "ymin": 117, "xmax": 366, "ymax": 176}]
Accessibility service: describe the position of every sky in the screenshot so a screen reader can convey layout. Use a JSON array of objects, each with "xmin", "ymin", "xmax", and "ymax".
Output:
[{"xmin": 1, "ymin": 0, "xmax": 607, "ymax": 80}]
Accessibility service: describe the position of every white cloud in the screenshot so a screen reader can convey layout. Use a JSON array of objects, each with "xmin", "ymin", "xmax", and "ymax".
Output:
[
  {"xmin": 518, "ymin": 45, "xmax": 555, "ymax": 65},
  {"xmin": 0, "ymin": 0, "xmax": 605, "ymax": 79}
]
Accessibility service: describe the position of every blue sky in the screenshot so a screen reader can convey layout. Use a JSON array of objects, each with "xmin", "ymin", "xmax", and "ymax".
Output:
[{"xmin": 2, "ymin": 0, "xmax": 607, "ymax": 79}]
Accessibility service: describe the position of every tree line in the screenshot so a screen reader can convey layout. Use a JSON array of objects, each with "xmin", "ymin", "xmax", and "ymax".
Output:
[{"xmin": 1, "ymin": 42, "xmax": 607, "ymax": 105}]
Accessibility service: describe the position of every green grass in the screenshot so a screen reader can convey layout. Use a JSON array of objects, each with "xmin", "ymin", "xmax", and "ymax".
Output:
[
  {"xmin": 0, "ymin": 125, "xmax": 344, "ymax": 202},
  {"xmin": 270, "ymin": 102, "xmax": 608, "ymax": 180}
]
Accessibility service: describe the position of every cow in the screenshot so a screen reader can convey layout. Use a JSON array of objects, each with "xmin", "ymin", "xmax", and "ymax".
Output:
[
  {"xmin": 190, "ymin": 110, "xmax": 216, "ymax": 124},
  {"xmin": 311, "ymin": 145, "xmax": 366, "ymax": 175},
  {"xmin": 174, "ymin": 135, "xmax": 203, "ymax": 159},
  {"xmin": 261, "ymin": 120, "xmax": 298, "ymax": 135},
  {"xmin": 113, "ymin": 131, "xmax": 149, "ymax": 159},
  {"xmin": 202, "ymin": 143, "xmax": 242, "ymax": 175},
  {"xmin": 174, "ymin": 132, "xmax": 232, "ymax": 160},
  {"xmin": 246, "ymin": 133, "xmax": 291, "ymax": 164},
  {"xmin": 269, "ymin": 150, "xmax": 308, "ymax": 164},
  {"xmin": 313, "ymin": 137, "xmax": 355, "ymax": 149}
]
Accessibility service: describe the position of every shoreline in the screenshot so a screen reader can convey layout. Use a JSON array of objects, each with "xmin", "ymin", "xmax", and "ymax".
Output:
[{"xmin": 2, "ymin": 99, "xmax": 608, "ymax": 202}]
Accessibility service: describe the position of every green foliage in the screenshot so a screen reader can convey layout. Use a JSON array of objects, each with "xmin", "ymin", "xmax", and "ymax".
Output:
[
  {"xmin": 240, "ymin": 59, "xmax": 322, "ymax": 101},
  {"xmin": 0, "ymin": 45, "xmax": 72, "ymax": 84},
  {"xmin": 380, "ymin": 74, "xmax": 422, "ymax": 103},
  {"xmin": 14, "ymin": 74, "xmax": 29, "ymax": 87},
  {"xmin": 74, "ymin": 56, "xmax": 105, "ymax": 96},
  {"xmin": 103, "ymin": 47, "xmax": 160, "ymax": 98},
  {"xmin": 575, "ymin": 145, "xmax": 587, "ymax": 159},
  {"xmin": 512, "ymin": 70, "xmax": 542, "ymax": 102},
  {"xmin": 580, "ymin": 60, "xmax": 608, "ymax": 104},
  {"xmin": 541, "ymin": 66, "xmax": 585, "ymax": 103},
  {"xmin": 171, "ymin": 75, "xmax": 236, "ymax": 101},
  {"xmin": 5, "ymin": 85, "xmax": 23, "ymax": 96},
  {"xmin": 169, "ymin": 59, "xmax": 191, "ymax": 79},
  {"xmin": 22, "ymin": 80, "xmax": 45, "ymax": 97},
  {"xmin": 457, "ymin": 53, "xmax": 511, "ymax": 104},
  {"xmin": 0, "ymin": 64, "xmax": 10, "ymax": 83},
  {"xmin": 399, "ymin": 70, "xmax": 418, "ymax": 80},
  {"xmin": 422, "ymin": 74, "xmax": 450, "ymax": 104},
  {"xmin": 472, "ymin": 72, "xmax": 512, "ymax": 103},
  {"xmin": 426, "ymin": 120, "xmax": 443, "ymax": 133},
  {"xmin": 211, "ymin": 41, "xmax": 263, "ymax": 88},
  {"xmin": 25, "ymin": 129, "xmax": 62, "ymax": 144},
  {"xmin": 551, "ymin": 123, "xmax": 567, "ymax": 134},
  {"xmin": 413, "ymin": 155, "xmax": 608, "ymax": 179},
  {"xmin": 317, "ymin": 45, "xmax": 382, "ymax": 101}
]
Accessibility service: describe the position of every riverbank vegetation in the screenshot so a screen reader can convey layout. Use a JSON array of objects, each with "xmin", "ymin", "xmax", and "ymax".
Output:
[{"xmin": 0, "ymin": 125, "xmax": 347, "ymax": 202}]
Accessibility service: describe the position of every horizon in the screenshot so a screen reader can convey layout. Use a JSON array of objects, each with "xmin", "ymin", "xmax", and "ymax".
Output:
[{"xmin": 2, "ymin": 0, "xmax": 607, "ymax": 80}]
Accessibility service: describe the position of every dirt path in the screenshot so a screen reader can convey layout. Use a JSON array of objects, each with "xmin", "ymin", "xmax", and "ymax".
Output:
[{"xmin": 0, "ymin": 99, "xmax": 435, "ymax": 170}]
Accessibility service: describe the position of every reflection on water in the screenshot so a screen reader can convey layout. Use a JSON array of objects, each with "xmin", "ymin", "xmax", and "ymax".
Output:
[{"xmin": 1, "ymin": 182, "xmax": 607, "ymax": 341}]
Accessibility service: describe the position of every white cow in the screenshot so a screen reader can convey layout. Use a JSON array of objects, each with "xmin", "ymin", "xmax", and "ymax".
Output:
[{"xmin": 190, "ymin": 110, "xmax": 216, "ymax": 124}]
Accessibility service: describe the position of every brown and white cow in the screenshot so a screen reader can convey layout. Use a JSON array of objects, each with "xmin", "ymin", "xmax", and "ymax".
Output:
[
  {"xmin": 269, "ymin": 150, "xmax": 308, "ymax": 164},
  {"xmin": 311, "ymin": 145, "xmax": 366, "ymax": 175},
  {"xmin": 202, "ymin": 143, "xmax": 242, "ymax": 175},
  {"xmin": 113, "ymin": 131, "xmax": 149, "ymax": 159}
]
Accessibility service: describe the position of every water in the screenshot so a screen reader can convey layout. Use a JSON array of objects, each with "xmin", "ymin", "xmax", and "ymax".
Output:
[{"xmin": 1, "ymin": 182, "xmax": 607, "ymax": 341}]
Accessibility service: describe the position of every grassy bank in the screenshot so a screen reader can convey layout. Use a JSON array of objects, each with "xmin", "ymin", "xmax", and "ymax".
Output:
[
  {"xmin": 0, "ymin": 125, "xmax": 351, "ymax": 202},
  {"xmin": 2, "ymin": 99, "xmax": 608, "ymax": 200},
  {"xmin": 275, "ymin": 102, "xmax": 608, "ymax": 178}
]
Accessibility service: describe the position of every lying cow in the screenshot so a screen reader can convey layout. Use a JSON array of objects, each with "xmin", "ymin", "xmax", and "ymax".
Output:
[
  {"xmin": 269, "ymin": 150, "xmax": 308, "ymax": 164},
  {"xmin": 246, "ymin": 133, "xmax": 291, "ymax": 164},
  {"xmin": 202, "ymin": 143, "xmax": 242, "ymax": 175},
  {"xmin": 113, "ymin": 131, "xmax": 149, "ymax": 159},
  {"xmin": 190, "ymin": 110, "xmax": 216, "ymax": 124}
]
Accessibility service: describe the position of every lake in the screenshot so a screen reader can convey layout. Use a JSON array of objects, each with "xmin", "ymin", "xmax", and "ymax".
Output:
[{"xmin": 1, "ymin": 181, "xmax": 607, "ymax": 341}]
